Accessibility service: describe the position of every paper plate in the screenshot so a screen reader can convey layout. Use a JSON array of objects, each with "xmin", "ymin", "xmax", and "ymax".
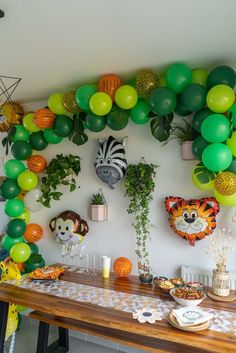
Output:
[{"xmin": 167, "ymin": 312, "xmax": 209, "ymax": 332}]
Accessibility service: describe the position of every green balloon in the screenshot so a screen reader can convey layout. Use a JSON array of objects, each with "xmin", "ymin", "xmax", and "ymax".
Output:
[
  {"xmin": 53, "ymin": 115, "xmax": 73, "ymax": 137},
  {"xmin": 201, "ymin": 114, "xmax": 231, "ymax": 143},
  {"xmin": 107, "ymin": 106, "xmax": 129, "ymax": 130},
  {"xmin": 4, "ymin": 199, "xmax": 25, "ymax": 217},
  {"xmin": 10, "ymin": 242, "xmax": 31, "ymax": 263},
  {"xmin": 227, "ymin": 157, "xmax": 236, "ymax": 173},
  {"xmin": 24, "ymin": 253, "xmax": 45, "ymax": 273},
  {"xmin": 175, "ymin": 96, "xmax": 191, "ymax": 116},
  {"xmin": 4, "ymin": 159, "xmax": 26, "ymax": 179},
  {"xmin": 191, "ymin": 68, "xmax": 208, "ymax": 87},
  {"xmin": 166, "ymin": 63, "xmax": 192, "ymax": 93},
  {"xmin": 192, "ymin": 108, "xmax": 212, "ymax": 133},
  {"xmin": 192, "ymin": 136, "xmax": 209, "ymax": 160},
  {"xmin": 29, "ymin": 131, "xmax": 48, "ymax": 151},
  {"xmin": 6, "ymin": 219, "xmax": 26, "ymax": 238},
  {"xmin": 179, "ymin": 84, "xmax": 206, "ymax": 112},
  {"xmin": 1, "ymin": 179, "xmax": 21, "ymax": 199},
  {"xmin": 130, "ymin": 101, "xmax": 150, "ymax": 124},
  {"xmin": 11, "ymin": 141, "xmax": 32, "ymax": 160},
  {"xmin": 43, "ymin": 128, "xmax": 63, "ymax": 144},
  {"xmin": 2, "ymin": 235, "xmax": 25, "ymax": 252},
  {"xmin": 27, "ymin": 243, "xmax": 39, "ymax": 254},
  {"xmin": 149, "ymin": 87, "xmax": 177, "ymax": 115},
  {"xmin": 11, "ymin": 125, "xmax": 30, "ymax": 142},
  {"xmin": 75, "ymin": 85, "xmax": 97, "ymax": 111},
  {"xmin": 207, "ymin": 65, "xmax": 236, "ymax": 89},
  {"xmin": 202, "ymin": 143, "xmax": 232, "ymax": 172},
  {"xmin": 228, "ymin": 104, "xmax": 236, "ymax": 129},
  {"xmin": 85, "ymin": 112, "xmax": 106, "ymax": 132}
]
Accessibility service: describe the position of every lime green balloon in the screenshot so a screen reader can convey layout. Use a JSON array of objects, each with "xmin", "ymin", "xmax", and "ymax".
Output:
[
  {"xmin": 206, "ymin": 84, "xmax": 235, "ymax": 113},
  {"xmin": 202, "ymin": 143, "xmax": 232, "ymax": 172},
  {"xmin": 89, "ymin": 92, "xmax": 112, "ymax": 116},
  {"xmin": 85, "ymin": 112, "xmax": 106, "ymax": 132},
  {"xmin": 17, "ymin": 171, "xmax": 38, "ymax": 191},
  {"xmin": 16, "ymin": 209, "xmax": 30, "ymax": 223},
  {"xmin": 201, "ymin": 114, "xmax": 231, "ymax": 143},
  {"xmin": 166, "ymin": 63, "xmax": 192, "ymax": 93},
  {"xmin": 214, "ymin": 190, "xmax": 236, "ymax": 206},
  {"xmin": 4, "ymin": 160, "xmax": 26, "ymax": 179},
  {"xmin": 6, "ymin": 219, "xmax": 26, "ymax": 238},
  {"xmin": 48, "ymin": 93, "xmax": 68, "ymax": 115},
  {"xmin": 115, "ymin": 85, "xmax": 138, "ymax": 109},
  {"xmin": 4, "ymin": 199, "xmax": 25, "ymax": 217},
  {"xmin": 11, "ymin": 141, "xmax": 32, "ymax": 160},
  {"xmin": 130, "ymin": 101, "xmax": 150, "ymax": 124},
  {"xmin": 23, "ymin": 113, "xmax": 40, "ymax": 132},
  {"xmin": 191, "ymin": 68, "xmax": 208, "ymax": 87},
  {"xmin": 227, "ymin": 131, "xmax": 236, "ymax": 156},
  {"xmin": 106, "ymin": 106, "xmax": 129, "ymax": 130},
  {"xmin": 75, "ymin": 85, "xmax": 97, "ymax": 111},
  {"xmin": 29, "ymin": 131, "xmax": 48, "ymax": 151},
  {"xmin": 10, "ymin": 242, "xmax": 31, "ymax": 263},
  {"xmin": 43, "ymin": 128, "xmax": 63, "ymax": 144},
  {"xmin": 192, "ymin": 171, "xmax": 215, "ymax": 191},
  {"xmin": 2, "ymin": 235, "xmax": 25, "ymax": 252},
  {"xmin": 1, "ymin": 179, "xmax": 21, "ymax": 199},
  {"xmin": 11, "ymin": 125, "xmax": 30, "ymax": 142}
]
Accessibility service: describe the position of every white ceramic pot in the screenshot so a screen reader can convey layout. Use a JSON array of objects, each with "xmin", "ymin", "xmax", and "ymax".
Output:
[
  {"xmin": 90, "ymin": 204, "xmax": 108, "ymax": 221},
  {"xmin": 181, "ymin": 141, "xmax": 195, "ymax": 160}
]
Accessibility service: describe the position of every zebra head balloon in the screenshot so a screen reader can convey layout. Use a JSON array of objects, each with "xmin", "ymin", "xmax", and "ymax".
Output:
[{"xmin": 95, "ymin": 136, "xmax": 128, "ymax": 189}]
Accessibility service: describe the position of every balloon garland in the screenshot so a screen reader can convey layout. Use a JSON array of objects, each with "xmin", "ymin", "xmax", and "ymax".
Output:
[{"xmin": 1, "ymin": 62, "xmax": 236, "ymax": 270}]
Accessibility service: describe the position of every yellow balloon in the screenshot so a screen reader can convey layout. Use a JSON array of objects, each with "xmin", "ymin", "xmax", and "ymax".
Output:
[
  {"xmin": 227, "ymin": 131, "xmax": 236, "ymax": 156},
  {"xmin": 15, "ymin": 209, "xmax": 30, "ymax": 223},
  {"xmin": 89, "ymin": 92, "xmax": 112, "ymax": 116},
  {"xmin": 23, "ymin": 113, "xmax": 40, "ymax": 132},
  {"xmin": 214, "ymin": 189, "xmax": 236, "ymax": 206},
  {"xmin": 192, "ymin": 171, "xmax": 215, "ymax": 191},
  {"xmin": 48, "ymin": 93, "xmax": 68, "ymax": 115},
  {"xmin": 115, "ymin": 85, "xmax": 138, "ymax": 109},
  {"xmin": 192, "ymin": 68, "xmax": 208, "ymax": 87},
  {"xmin": 206, "ymin": 84, "xmax": 235, "ymax": 113}
]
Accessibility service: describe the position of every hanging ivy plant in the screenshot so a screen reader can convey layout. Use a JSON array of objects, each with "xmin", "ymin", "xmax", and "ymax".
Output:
[{"xmin": 124, "ymin": 160, "xmax": 157, "ymax": 274}]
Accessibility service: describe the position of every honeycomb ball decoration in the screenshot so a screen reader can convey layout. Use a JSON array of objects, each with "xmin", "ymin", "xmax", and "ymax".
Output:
[
  {"xmin": 135, "ymin": 69, "xmax": 159, "ymax": 99},
  {"xmin": 113, "ymin": 257, "xmax": 132, "ymax": 278},
  {"xmin": 214, "ymin": 171, "xmax": 236, "ymax": 196}
]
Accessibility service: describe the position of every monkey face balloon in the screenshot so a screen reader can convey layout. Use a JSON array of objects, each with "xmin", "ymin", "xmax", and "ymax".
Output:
[{"xmin": 49, "ymin": 210, "xmax": 89, "ymax": 244}]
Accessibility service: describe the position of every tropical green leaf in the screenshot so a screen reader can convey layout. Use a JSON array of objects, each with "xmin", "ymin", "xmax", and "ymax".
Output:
[
  {"xmin": 150, "ymin": 114, "xmax": 173, "ymax": 142},
  {"xmin": 194, "ymin": 162, "xmax": 217, "ymax": 184}
]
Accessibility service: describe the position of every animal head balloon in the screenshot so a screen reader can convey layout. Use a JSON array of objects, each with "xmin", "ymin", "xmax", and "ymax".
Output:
[
  {"xmin": 94, "ymin": 136, "xmax": 127, "ymax": 189},
  {"xmin": 49, "ymin": 210, "xmax": 89, "ymax": 244},
  {"xmin": 165, "ymin": 196, "xmax": 220, "ymax": 246},
  {"xmin": 0, "ymin": 102, "xmax": 24, "ymax": 132}
]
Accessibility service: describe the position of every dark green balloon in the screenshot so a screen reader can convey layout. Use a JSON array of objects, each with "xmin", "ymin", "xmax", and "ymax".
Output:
[
  {"xmin": 207, "ymin": 65, "xmax": 236, "ymax": 89},
  {"xmin": 6, "ymin": 219, "xmax": 26, "ymax": 238},
  {"xmin": 85, "ymin": 112, "xmax": 106, "ymax": 132},
  {"xmin": 1, "ymin": 179, "xmax": 21, "ymax": 199},
  {"xmin": 11, "ymin": 125, "xmax": 30, "ymax": 142},
  {"xmin": 130, "ymin": 101, "xmax": 150, "ymax": 124},
  {"xmin": 29, "ymin": 131, "xmax": 48, "ymax": 151},
  {"xmin": 175, "ymin": 95, "xmax": 191, "ymax": 116},
  {"xmin": 11, "ymin": 141, "xmax": 32, "ymax": 160},
  {"xmin": 27, "ymin": 243, "xmax": 39, "ymax": 254},
  {"xmin": 192, "ymin": 136, "xmax": 209, "ymax": 160},
  {"xmin": 107, "ymin": 106, "xmax": 129, "ymax": 130},
  {"xmin": 192, "ymin": 108, "xmax": 212, "ymax": 133},
  {"xmin": 43, "ymin": 128, "xmax": 63, "ymax": 144},
  {"xmin": 24, "ymin": 253, "xmax": 45, "ymax": 273},
  {"xmin": 149, "ymin": 87, "xmax": 177, "ymax": 116},
  {"xmin": 53, "ymin": 115, "xmax": 73, "ymax": 137},
  {"xmin": 179, "ymin": 84, "xmax": 206, "ymax": 112},
  {"xmin": 227, "ymin": 158, "xmax": 236, "ymax": 173}
]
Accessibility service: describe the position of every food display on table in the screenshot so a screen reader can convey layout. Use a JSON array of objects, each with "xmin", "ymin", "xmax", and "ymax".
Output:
[
  {"xmin": 170, "ymin": 277, "xmax": 185, "ymax": 287},
  {"xmin": 28, "ymin": 266, "xmax": 65, "ymax": 280},
  {"xmin": 187, "ymin": 281, "xmax": 204, "ymax": 291},
  {"xmin": 153, "ymin": 276, "xmax": 168, "ymax": 286},
  {"xmin": 170, "ymin": 286, "xmax": 206, "ymax": 307},
  {"xmin": 158, "ymin": 280, "xmax": 175, "ymax": 293}
]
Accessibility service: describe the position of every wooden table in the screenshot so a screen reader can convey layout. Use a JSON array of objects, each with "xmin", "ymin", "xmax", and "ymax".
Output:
[{"xmin": 0, "ymin": 267, "xmax": 236, "ymax": 353}]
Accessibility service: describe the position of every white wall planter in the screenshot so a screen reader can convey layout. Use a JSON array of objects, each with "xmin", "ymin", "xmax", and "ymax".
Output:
[
  {"xmin": 181, "ymin": 141, "xmax": 195, "ymax": 160},
  {"xmin": 90, "ymin": 204, "xmax": 108, "ymax": 221}
]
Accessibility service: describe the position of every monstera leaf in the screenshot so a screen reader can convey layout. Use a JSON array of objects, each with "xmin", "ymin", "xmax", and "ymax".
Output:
[
  {"xmin": 150, "ymin": 113, "xmax": 174, "ymax": 142},
  {"xmin": 2, "ymin": 125, "xmax": 16, "ymax": 155},
  {"xmin": 69, "ymin": 113, "xmax": 88, "ymax": 146},
  {"xmin": 194, "ymin": 162, "xmax": 217, "ymax": 184}
]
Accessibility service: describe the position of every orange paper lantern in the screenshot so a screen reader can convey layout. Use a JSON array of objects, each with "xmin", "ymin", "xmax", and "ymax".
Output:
[
  {"xmin": 24, "ymin": 223, "xmax": 43, "ymax": 243},
  {"xmin": 98, "ymin": 74, "xmax": 121, "ymax": 102},
  {"xmin": 113, "ymin": 257, "xmax": 132, "ymax": 278},
  {"xmin": 34, "ymin": 108, "xmax": 55, "ymax": 129},
  {"xmin": 27, "ymin": 155, "xmax": 47, "ymax": 174}
]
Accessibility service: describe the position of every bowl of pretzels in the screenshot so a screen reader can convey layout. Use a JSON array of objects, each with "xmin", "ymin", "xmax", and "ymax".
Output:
[{"xmin": 170, "ymin": 286, "xmax": 206, "ymax": 307}]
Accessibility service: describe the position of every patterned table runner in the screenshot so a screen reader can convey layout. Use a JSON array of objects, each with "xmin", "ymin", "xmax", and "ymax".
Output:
[{"xmin": 7, "ymin": 267, "xmax": 236, "ymax": 335}]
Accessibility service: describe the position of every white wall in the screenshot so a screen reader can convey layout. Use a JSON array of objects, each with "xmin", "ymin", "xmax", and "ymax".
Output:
[{"xmin": 1, "ymin": 100, "xmax": 236, "ymax": 277}]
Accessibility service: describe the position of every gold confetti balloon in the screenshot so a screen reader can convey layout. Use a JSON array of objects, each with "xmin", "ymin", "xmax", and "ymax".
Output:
[
  {"xmin": 214, "ymin": 171, "xmax": 236, "ymax": 196},
  {"xmin": 135, "ymin": 69, "xmax": 159, "ymax": 99},
  {"xmin": 63, "ymin": 91, "xmax": 81, "ymax": 113}
]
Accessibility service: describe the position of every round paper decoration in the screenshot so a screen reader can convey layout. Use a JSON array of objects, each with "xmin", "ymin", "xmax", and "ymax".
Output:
[{"xmin": 113, "ymin": 257, "xmax": 132, "ymax": 277}]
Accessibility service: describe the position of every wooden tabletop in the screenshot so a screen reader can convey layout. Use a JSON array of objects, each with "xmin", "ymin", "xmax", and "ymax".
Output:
[{"xmin": 0, "ymin": 267, "xmax": 236, "ymax": 353}]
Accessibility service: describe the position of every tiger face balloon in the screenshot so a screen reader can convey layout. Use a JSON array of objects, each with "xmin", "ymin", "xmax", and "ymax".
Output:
[
  {"xmin": 94, "ymin": 136, "xmax": 127, "ymax": 189},
  {"xmin": 165, "ymin": 197, "xmax": 220, "ymax": 246}
]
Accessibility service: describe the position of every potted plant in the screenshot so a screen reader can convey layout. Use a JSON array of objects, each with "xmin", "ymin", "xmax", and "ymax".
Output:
[
  {"xmin": 40, "ymin": 154, "xmax": 81, "ymax": 207},
  {"xmin": 124, "ymin": 160, "xmax": 157, "ymax": 284},
  {"xmin": 90, "ymin": 189, "xmax": 108, "ymax": 221}
]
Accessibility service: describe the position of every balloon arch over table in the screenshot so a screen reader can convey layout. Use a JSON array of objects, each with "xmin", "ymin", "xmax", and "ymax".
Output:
[{"xmin": 1, "ymin": 62, "xmax": 236, "ymax": 272}]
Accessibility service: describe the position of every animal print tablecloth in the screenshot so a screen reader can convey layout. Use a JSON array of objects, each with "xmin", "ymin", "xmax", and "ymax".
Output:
[{"xmin": 7, "ymin": 266, "xmax": 236, "ymax": 335}]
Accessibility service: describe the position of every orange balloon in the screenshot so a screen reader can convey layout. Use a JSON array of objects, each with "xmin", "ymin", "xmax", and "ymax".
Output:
[
  {"xmin": 34, "ymin": 108, "xmax": 55, "ymax": 129},
  {"xmin": 24, "ymin": 223, "xmax": 43, "ymax": 243},
  {"xmin": 98, "ymin": 74, "xmax": 121, "ymax": 102},
  {"xmin": 17, "ymin": 263, "xmax": 24, "ymax": 271},
  {"xmin": 113, "ymin": 257, "xmax": 132, "ymax": 278},
  {"xmin": 27, "ymin": 155, "xmax": 47, "ymax": 174}
]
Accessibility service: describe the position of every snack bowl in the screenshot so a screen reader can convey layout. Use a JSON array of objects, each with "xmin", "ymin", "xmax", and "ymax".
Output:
[
  {"xmin": 170, "ymin": 287, "xmax": 206, "ymax": 307},
  {"xmin": 153, "ymin": 276, "xmax": 168, "ymax": 287},
  {"xmin": 187, "ymin": 281, "xmax": 204, "ymax": 291},
  {"xmin": 169, "ymin": 277, "xmax": 185, "ymax": 288},
  {"xmin": 158, "ymin": 280, "xmax": 175, "ymax": 293}
]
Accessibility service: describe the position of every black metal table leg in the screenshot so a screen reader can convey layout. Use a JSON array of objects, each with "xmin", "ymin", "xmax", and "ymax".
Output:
[
  {"xmin": 36, "ymin": 321, "xmax": 49, "ymax": 353},
  {"xmin": 58, "ymin": 327, "xmax": 69, "ymax": 351},
  {"xmin": 0, "ymin": 301, "xmax": 9, "ymax": 353}
]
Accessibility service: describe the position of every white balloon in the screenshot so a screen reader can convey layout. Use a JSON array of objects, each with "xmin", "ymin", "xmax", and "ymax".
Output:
[{"xmin": 24, "ymin": 188, "xmax": 43, "ymax": 212}]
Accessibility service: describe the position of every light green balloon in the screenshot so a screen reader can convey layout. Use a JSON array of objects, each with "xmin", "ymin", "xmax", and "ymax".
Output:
[{"xmin": 192, "ymin": 68, "xmax": 208, "ymax": 87}]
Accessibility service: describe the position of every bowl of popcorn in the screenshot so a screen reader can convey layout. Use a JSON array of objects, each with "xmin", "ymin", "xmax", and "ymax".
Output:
[
  {"xmin": 158, "ymin": 280, "xmax": 175, "ymax": 293},
  {"xmin": 170, "ymin": 287, "xmax": 206, "ymax": 307}
]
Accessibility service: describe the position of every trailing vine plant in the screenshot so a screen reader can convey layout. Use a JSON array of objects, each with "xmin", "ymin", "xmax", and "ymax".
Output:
[{"xmin": 124, "ymin": 160, "xmax": 157, "ymax": 274}]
